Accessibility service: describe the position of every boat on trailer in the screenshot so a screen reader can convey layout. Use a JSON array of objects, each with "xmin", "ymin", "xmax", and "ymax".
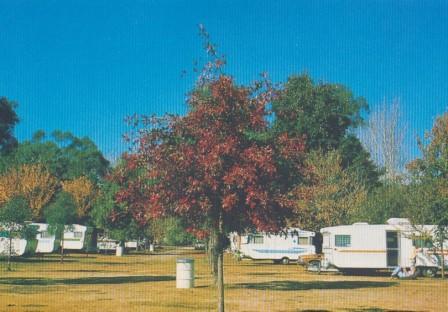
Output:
[{"xmin": 230, "ymin": 228, "xmax": 316, "ymax": 264}]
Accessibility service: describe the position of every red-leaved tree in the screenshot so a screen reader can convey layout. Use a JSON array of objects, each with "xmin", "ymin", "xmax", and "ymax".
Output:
[
  {"xmin": 118, "ymin": 26, "xmax": 307, "ymax": 312},
  {"xmin": 121, "ymin": 77, "xmax": 306, "ymax": 312}
]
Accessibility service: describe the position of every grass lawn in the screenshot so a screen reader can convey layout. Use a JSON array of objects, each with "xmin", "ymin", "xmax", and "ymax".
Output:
[{"xmin": 0, "ymin": 249, "xmax": 447, "ymax": 312}]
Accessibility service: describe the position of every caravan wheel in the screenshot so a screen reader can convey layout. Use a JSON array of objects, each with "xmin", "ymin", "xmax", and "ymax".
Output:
[
  {"xmin": 281, "ymin": 257, "xmax": 290, "ymax": 265},
  {"xmin": 307, "ymin": 260, "xmax": 321, "ymax": 273},
  {"xmin": 418, "ymin": 267, "xmax": 437, "ymax": 278}
]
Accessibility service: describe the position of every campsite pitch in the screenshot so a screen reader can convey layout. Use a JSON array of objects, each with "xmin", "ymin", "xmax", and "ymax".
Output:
[{"xmin": 0, "ymin": 249, "xmax": 447, "ymax": 312}]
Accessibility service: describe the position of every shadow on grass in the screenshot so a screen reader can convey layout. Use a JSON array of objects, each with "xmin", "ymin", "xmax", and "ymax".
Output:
[
  {"xmin": 232, "ymin": 280, "xmax": 397, "ymax": 291},
  {"xmin": 11, "ymin": 257, "xmax": 79, "ymax": 264},
  {"xmin": 0, "ymin": 275, "xmax": 175, "ymax": 286},
  {"xmin": 91, "ymin": 261, "xmax": 140, "ymax": 266},
  {"xmin": 344, "ymin": 308, "xmax": 420, "ymax": 312},
  {"xmin": 37, "ymin": 269, "xmax": 114, "ymax": 273},
  {"xmin": 246, "ymin": 272, "xmax": 277, "ymax": 276}
]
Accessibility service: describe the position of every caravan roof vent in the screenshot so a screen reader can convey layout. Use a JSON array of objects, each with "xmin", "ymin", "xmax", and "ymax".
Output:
[
  {"xmin": 387, "ymin": 218, "xmax": 411, "ymax": 226},
  {"xmin": 353, "ymin": 222, "xmax": 369, "ymax": 225}
]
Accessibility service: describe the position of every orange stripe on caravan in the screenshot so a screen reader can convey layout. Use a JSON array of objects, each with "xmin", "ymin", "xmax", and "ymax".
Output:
[{"xmin": 338, "ymin": 250, "xmax": 387, "ymax": 253}]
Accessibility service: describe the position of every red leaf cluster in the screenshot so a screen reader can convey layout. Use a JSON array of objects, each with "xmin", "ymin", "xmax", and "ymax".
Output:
[{"xmin": 119, "ymin": 76, "xmax": 307, "ymax": 234}]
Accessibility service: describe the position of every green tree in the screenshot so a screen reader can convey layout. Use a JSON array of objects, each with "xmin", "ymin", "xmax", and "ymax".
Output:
[
  {"xmin": 272, "ymin": 74, "xmax": 379, "ymax": 187},
  {"xmin": 353, "ymin": 181, "xmax": 409, "ymax": 224},
  {"xmin": 150, "ymin": 217, "xmax": 195, "ymax": 246},
  {"xmin": 406, "ymin": 112, "xmax": 448, "ymax": 278},
  {"xmin": 0, "ymin": 97, "xmax": 19, "ymax": 154},
  {"xmin": 0, "ymin": 130, "xmax": 109, "ymax": 181},
  {"xmin": 91, "ymin": 181, "xmax": 143, "ymax": 251},
  {"xmin": 44, "ymin": 192, "xmax": 77, "ymax": 263},
  {"xmin": 292, "ymin": 150, "xmax": 367, "ymax": 232},
  {"xmin": 0, "ymin": 196, "xmax": 32, "ymax": 270}
]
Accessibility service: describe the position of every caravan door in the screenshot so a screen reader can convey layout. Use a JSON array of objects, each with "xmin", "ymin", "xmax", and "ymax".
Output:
[
  {"xmin": 322, "ymin": 232, "xmax": 333, "ymax": 266},
  {"xmin": 386, "ymin": 231, "xmax": 399, "ymax": 267}
]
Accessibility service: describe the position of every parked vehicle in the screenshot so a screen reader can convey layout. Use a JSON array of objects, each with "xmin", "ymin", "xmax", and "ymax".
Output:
[
  {"xmin": 97, "ymin": 235, "xmax": 139, "ymax": 252},
  {"xmin": 230, "ymin": 228, "xmax": 316, "ymax": 264},
  {"xmin": 0, "ymin": 223, "xmax": 36, "ymax": 256},
  {"xmin": 61, "ymin": 224, "xmax": 97, "ymax": 251},
  {"xmin": 320, "ymin": 218, "xmax": 448, "ymax": 276},
  {"xmin": 97, "ymin": 236, "xmax": 119, "ymax": 252},
  {"xmin": 0, "ymin": 237, "xmax": 27, "ymax": 256},
  {"xmin": 193, "ymin": 240, "xmax": 205, "ymax": 250},
  {"xmin": 30, "ymin": 223, "xmax": 57, "ymax": 253}
]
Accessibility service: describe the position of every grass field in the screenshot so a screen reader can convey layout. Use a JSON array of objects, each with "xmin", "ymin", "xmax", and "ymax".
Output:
[{"xmin": 0, "ymin": 249, "xmax": 447, "ymax": 312}]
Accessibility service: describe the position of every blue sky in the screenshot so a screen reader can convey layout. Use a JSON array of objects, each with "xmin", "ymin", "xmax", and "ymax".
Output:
[{"xmin": 1, "ymin": 1, "xmax": 447, "ymax": 162}]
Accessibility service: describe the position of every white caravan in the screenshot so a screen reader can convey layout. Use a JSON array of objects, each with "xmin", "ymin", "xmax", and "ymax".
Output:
[
  {"xmin": 97, "ymin": 237, "xmax": 119, "ymax": 251},
  {"xmin": 97, "ymin": 235, "xmax": 139, "ymax": 252},
  {"xmin": 0, "ymin": 223, "xmax": 29, "ymax": 256},
  {"xmin": 0, "ymin": 237, "xmax": 27, "ymax": 256},
  {"xmin": 231, "ymin": 228, "xmax": 316, "ymax": 264},
  {"xmin": 320, "ymin": 218, "xmax": 447, "ymax": 276},
  {"xmin": 30, "ymin": 223, "xmax": 93, "ymax": 252},
  {"xmin": 63, "ymin": 224, "xmax": 89, "ymax": 250},
  {"xmin": 31, "ymin": 223, "xmax": 56, "ymax": 253}
]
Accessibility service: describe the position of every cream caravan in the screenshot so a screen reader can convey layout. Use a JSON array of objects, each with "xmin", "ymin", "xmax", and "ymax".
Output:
[
  {"xmin": 320, "ymin": 218, "xmax": 447, "ymax": 276},
  {"xmin": 0, "ymin": 224, "xmax": 29, "ymax": 256},
  {"xmin": 0, "ymin": 237, "xmax": 27, "ymax": 256},
  {"xmin": 31, "ymin": 223, "xmax": 57, "ymax": 253},
  {"xmin": 231, "ymin": 228, "xmax": 316, "ymax": 264},
  {"xmin": 63, "ymin": 224, "xmax": 93, "ymax": 250}
]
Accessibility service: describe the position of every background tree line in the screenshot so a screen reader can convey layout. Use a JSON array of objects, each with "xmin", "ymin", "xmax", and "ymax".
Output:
[
  {"xmin": 1, "ymin": 69, "xmax": 446, "ymax": 309},
  {"xmin": 1, "ymin": 84, "xmax": 446, "ymax": 249}
]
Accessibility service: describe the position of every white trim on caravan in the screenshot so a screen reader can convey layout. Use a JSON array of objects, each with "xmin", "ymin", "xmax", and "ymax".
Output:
[
  {"xmin": 31, "ymin": 223, "xmax": 56, "ymax": 253},
  {"xmin": 0, "ymin": 223, "xmax": 28, "ymax": 256},
  {"xmin": 231, "ymin": 228, "xmax": 316, "ymax": 264},
  {"xmin": 63, "ymin": 224, "xmax": 88, "ymax": 250},
  {"xmin": 320, "ymin": 218, "xmax": 447, "ymax": 276},
  {"xmin": 97, "ymin": 237, "xmax": 119, "ymax": 251},
  {"xmin": 0, "ymin": 237, "xmax": 27, "ymax": 256},
  {"xmin": 97, "ymin": 236, "xmax": 139, "ymax": 251}
]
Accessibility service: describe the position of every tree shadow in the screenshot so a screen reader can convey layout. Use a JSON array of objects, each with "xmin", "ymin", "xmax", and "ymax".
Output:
[
  {"xmin": 246, "ymin": 272, "xmax": 277, "ymax": 276},
  {"xmin": 37, "ymin": 269, "xmax": 114, "ymax": 273},
  {"xmin": 11, "ymin": 258, "xmax": 79, "ymax": 264},
  {"xmin": 91, "ymin": 261, "xmax": 134, "ymax": 266},
  {"xmin": 0, "ymin": 275, "xmax": 175, "ymax": 286},
  {"xmin": 232, "ymin": 280, "xmax": 397, "ymax": 291},
  {"xmin": 344, "ymin": 308, "xmax": 420, "ymax": 312}
]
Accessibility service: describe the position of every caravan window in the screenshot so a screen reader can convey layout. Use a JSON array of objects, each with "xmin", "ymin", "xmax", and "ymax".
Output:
[
  {"xmin": 335, "ymin": 235, "xmax": 351, "ymax": 247},
  {"xmin": 73, "ymin": 231, "xmax": 83, "ymax": 238},
  {"xmin": 298, "ymin": 237, "xmax": 309, "ymax": 245},
  {"xmin": 248, "ymin": 235, "xmax": 264, "ymax": 244},
  {"xmin": 41, "ymin": 231, "xmax": 52, "ymax": 239}
]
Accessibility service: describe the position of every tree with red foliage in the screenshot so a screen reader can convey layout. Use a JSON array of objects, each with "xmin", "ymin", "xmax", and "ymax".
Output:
[
  {"xmin": 118, "ymin": 26, "xmax": 307, "ymax": 312},
  {"xmin": 121, "ymin": 75, "xmax": 306, "ymax": 311}
]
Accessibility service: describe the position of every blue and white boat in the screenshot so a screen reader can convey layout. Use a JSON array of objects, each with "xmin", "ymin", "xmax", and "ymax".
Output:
[{"xmin": 230, "ymin": 228, "xmax": 316, "ymax": 264}]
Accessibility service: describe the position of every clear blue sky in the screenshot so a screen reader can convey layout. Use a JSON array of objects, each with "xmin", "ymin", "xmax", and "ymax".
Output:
[{"xmin": 1, "ymin": 1, "xmax": 447, "ymax": 162}]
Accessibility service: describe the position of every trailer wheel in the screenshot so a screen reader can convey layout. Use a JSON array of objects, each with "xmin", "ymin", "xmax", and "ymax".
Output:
[
  {"xmin": 307, "ymin": 260, "xmax": 321, "ymax": 273},
  {"xmin": 418, "ymin": 267, "xmax": 437, "ymax": 278},
  {"xmin": 281, "ymin": 257, "xmax": 290, "ymax": 265}
]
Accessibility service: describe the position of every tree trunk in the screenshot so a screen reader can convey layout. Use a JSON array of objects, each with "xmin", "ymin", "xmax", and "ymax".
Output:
[
  {"xmin": 217, "ymin": 250, "xmax": 224, "ymax": 312},
  {"xmin": 440, "ymin": 234, "xmax": 445, "ymax": 279},
  {"xmin": 7, "ymin": 236, "xmax": 12, "ymax": 271},
  {"xmin": 207, "ymin": 238, "xmax": 213, "ymax": 274},
  {"xmin": 216, "ymin": 213, "xmax": 225, "ymax": 312},
  {"xmin": 208, "ymin": 230, "xmax": 218, "ymax": 283},
  {"xmin": 60, "ymin": 238, "xmax": 64, "ymax": 264}
]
